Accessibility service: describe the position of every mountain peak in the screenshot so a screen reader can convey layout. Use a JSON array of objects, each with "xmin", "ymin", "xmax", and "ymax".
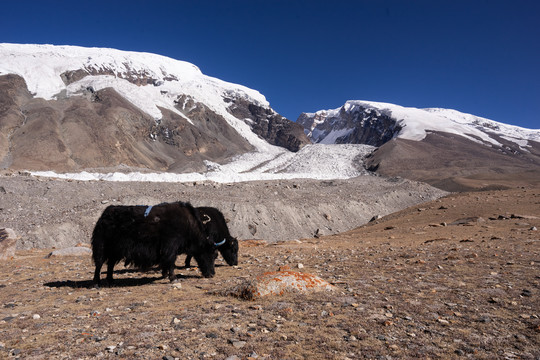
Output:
[
  {"xmin": 297, "ymin": 99, "xmax": 540, "ymax": 191},
  {"xmin": 0, "ymin": 43, "xmax": 268, "ymax": 120},
  {"xmin": 298, "ymin": 100, "xmax": 540, "ymax": 148},
  {"xmin": 0, "ymin": 43, "xmax": 310, "ymax": 173}
]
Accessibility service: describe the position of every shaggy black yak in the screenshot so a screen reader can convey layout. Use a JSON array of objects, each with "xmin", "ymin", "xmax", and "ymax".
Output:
[{"xmin": 91, "ymin": 202, "xmax": 216, "ymax": 286}]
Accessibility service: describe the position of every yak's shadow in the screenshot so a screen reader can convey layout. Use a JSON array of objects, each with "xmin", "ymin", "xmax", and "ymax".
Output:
[
  {"xmin": 44, "ymin": 271, "xmax": 201, "ymax": 289},
  {"xmin": 177, "ymin": 263, "xmax": 227, "ymax": 270}
]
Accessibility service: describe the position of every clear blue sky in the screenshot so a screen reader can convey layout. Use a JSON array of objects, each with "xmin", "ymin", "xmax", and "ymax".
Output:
[{"xmin": 2, "ymin": 0, "xmax": 539, "ymax": 129}]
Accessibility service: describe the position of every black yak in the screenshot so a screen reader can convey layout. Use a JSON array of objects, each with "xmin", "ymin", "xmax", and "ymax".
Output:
[
  {"xmin": 91, "ymin": 201, "xmax": 216, "ymax": 286},
  {"xmin": 184, "ymin": 206, "xmax": 239, "ymax": 268}
]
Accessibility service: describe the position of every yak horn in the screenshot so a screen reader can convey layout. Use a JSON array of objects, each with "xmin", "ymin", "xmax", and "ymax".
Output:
[
  {"xmin": 214, "ymin": 238, "xmax": 226, "ymax": 247},
  {"xmin": 202, "ymin": 214, "xmax": 211, "ymax": 224}
]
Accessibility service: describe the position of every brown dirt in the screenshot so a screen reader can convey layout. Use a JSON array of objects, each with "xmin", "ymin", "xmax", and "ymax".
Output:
[
  {"xmin": 0, "ymin": 187, "xmax": 539, "ymax": 359},
  {"xmin": 365, "ymin": 133, "xmax": 540, "ymax": 192}
]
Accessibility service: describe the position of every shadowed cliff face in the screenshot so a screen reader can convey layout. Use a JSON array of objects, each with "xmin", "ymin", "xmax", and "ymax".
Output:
[
  {"xmin": 226, "ymin": 96, "xmax": 311, "ymax": 152},
  {"xmin": 297, "ymin": 105, "xmax": 401, "ymax": 147},
  {"xmin": 0, "ymin": 75, "xmax": 33, "ymax": 169}
]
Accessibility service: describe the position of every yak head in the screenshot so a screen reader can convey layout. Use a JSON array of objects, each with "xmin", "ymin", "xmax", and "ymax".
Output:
[
  {"xmin": 215, "ymin": 236, "xmax": 239, "ymax": 266},
  {"xmin": 200, "ymin": 211, "xmax": 239, "ymax": 266}
]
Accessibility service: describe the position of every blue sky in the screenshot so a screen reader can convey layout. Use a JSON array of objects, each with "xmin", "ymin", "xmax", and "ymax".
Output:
[{"xmin": 2, "ymin": 0, "xmax": 539, "ymax": 129}]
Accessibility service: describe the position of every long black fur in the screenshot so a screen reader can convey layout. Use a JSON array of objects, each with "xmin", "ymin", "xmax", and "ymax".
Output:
[
  {"xmin": 185, "ymin": 206, "xmax": 239, "ymax": 268},
  {"xmin": 91, "ymin": 201, "xmax": 215, "ymax": 286}
]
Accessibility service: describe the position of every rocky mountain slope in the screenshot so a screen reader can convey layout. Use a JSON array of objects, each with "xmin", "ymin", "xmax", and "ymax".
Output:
[
  {"xmin": 0, "ymin": 44, "xmax": 309, "ymax": 173},
  {"xmin": 298, "ymin": 100, "xmax": 540, "ymax": 191}
]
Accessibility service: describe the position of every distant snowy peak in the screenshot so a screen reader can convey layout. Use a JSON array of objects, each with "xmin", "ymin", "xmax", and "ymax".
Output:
[
  {"xmin": 422, "ymin": 107, "xmax": 540, "ymax": 143},
  {"xmin": 298, "ymin": 100, "xmax": 540, "ymax": 148},
  {"xmin": 297, "ymin": 101, "xmax": 402, "ymax": 147}
]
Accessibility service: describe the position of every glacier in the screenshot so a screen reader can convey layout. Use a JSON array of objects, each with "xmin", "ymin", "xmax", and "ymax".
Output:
[{"xmin": 30, "ymin": 144, "xmax": 375, "ymax": 183}]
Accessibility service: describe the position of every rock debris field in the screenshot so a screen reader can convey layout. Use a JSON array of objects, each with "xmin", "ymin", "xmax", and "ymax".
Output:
[
  {"xmin": 0, "ymin": 175, "xmax": 539, "ymax": 359},
  {"xmin": 0, "ymin": 173, "xmax": 446, "ymax": 249}
]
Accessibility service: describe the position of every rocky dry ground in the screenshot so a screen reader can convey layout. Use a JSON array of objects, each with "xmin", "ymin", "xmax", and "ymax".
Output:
[{"xmin": 0, "ymin": 185, "xmax": 539, "ymax": 359}]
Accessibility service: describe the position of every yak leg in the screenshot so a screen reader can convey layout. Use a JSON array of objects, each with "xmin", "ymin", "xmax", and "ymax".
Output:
[
  {"xmin": 161, "ymin": 258, "xmax": 177, "ymax": 283},
  {"xmin": 167, "ymin": 263, "xmax": 177, "ymax": 283},
  {"xmin": 161, "ymin": 267, "xmax": 169, "ymax": 279},
  {"xmin": 93, "ymin": 261, "xmax": 103, "ymax": 287},
  {"xmin": 106, "ymin": 262, "xmax": 115, "ymax": 285},
  {"xmin": 161, "ymin": 261, "xmax": 172, "ymax": 280},
  {"xmin": 184, "ymin": 255, "xmax": 193, "ymax": 268},
  {"xmin": 194, "ymin": 253, "xmax": 215, "ymax": 278}
]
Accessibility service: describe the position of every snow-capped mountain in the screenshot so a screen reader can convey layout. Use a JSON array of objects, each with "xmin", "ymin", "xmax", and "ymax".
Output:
[
  {"xmin": 298, "ymin": 100, "xmax": 540, "ymax": 148},
  {"xmin": 2, "ymin": 44, "xmax": 539, "ymax": 190},
  {"xmin": 298, "ymin": 100, "xmax": 540, "ymax": 191},
  {"xmin": 0, "ymin": 43, "xmax": 309, "ymax": 173}
]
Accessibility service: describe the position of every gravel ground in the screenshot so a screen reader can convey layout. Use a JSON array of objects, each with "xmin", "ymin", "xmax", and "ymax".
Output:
[
  {"xmin": 0, "ymin": 172, "xmax": 445, "ymax": 249},
  {"xmin": 0, "ymin": 185, "xmax": 538, "ymax": 359}
]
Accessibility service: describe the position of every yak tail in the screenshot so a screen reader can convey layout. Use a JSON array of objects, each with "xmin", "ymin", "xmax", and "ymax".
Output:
[{"xmin": 90, "ymin": 211, "xmax": 108, "ymax": 265}]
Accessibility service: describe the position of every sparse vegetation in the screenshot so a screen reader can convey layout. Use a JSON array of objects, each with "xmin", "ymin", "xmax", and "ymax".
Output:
[{"xmin": 1, "ymin": 186, "xmax": 539, "ymax": 359}]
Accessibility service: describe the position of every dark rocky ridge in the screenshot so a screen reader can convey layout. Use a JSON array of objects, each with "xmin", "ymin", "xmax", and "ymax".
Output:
[
  {"xmin": 60, "ymin": 64, "xmax": 177, "ymax": 88},
  {"xmin": 297, "ymin": 105, "xmax": 401, "ymax": 146},
  {"xmin": 227, "ymin": 96, "xmax": 311, "ymax": 152}
]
